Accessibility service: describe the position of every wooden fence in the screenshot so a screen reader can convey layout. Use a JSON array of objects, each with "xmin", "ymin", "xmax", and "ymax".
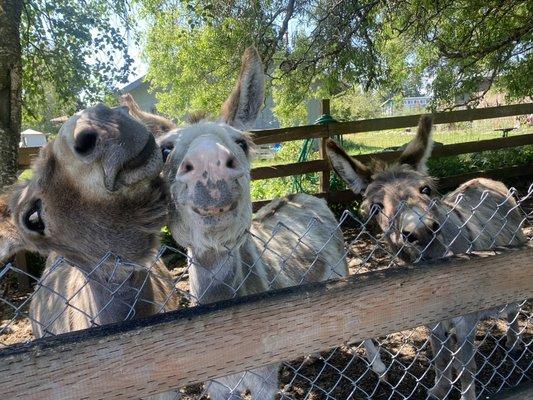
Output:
[
  {"xmin": 8, "ymin": 104, "xmax": 533, "ymax": 399},
  {"xmin": 249, "ymin": 101, "xmax": 533, "ymax": 210},
  {"xmin": 0, "ymin": 245, "xmax": 531, "ymax": 399}
]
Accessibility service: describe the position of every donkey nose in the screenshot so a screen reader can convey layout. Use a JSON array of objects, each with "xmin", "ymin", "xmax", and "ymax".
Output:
[
  {"xmin": 74, "ymin": 129, "xmax": 98, "ymax": 155},
  {"xmin": 431, "ymin": 221, "xmax": 441, "ymax": 232},
  {"xmin": 178, "ymin": 140, "xmax": 244, "ymax": 182}
]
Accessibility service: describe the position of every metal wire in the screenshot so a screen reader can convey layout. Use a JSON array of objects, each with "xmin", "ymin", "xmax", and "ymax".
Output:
[{"xmin": 0, "ymin": 184, "xmax": 531, "ymax": 399}]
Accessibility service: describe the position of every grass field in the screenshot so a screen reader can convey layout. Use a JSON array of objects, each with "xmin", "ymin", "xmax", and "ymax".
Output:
[{"xmin": 250, "ymin": 118, "xmax": 533, "ymax": 200}]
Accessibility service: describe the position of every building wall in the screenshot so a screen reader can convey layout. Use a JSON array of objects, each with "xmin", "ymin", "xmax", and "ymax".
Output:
[{"xmin": 126, "ymin": 81, "xmax": 159, "ymax": 113}]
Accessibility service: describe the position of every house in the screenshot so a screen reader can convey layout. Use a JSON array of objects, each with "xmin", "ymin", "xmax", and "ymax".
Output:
[
  {"xmin": 120, "ymin": 75, "xmax": 283, "ymax": 129},
  {"xmin": 381, "ymin": 96, "xmax": 431, "ymax": 116},
  {"xmin": 120, "ymin": 76, "xmax": 158, "ymax": 114},
  {"xmin": 19, "ymin": 129, "xmax": 47, "ymax": 148}
]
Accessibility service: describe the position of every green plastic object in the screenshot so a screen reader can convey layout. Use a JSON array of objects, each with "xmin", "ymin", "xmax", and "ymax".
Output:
[
  {"xmin": 292, "ymin": 112, "xmax": 339, "ymax": 192},
  {"xmin": 314, "ymin": 113, "xmax": 337, "ymax": 125}
]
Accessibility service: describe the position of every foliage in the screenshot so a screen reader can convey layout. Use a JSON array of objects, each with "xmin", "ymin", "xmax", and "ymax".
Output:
[
  {"xmin": 251, "ymin": 140, "xmax": 320, "ymax": 200},
  {"xmin": 389, "ymin": 0, "xmax": 533, "ymax": 109},
  {"xmin": 21, "ymin": 0, "xmax": 135, "ymax": 125},
  {"xmin": 140, "ymin": 0, "xmax": 532, "ymax": 123},
  {"xmin": 331, "ymin": 86, "xmax": 383, "ymax": 121}
]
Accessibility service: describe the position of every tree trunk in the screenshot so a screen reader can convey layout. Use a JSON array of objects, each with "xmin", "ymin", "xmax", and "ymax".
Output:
[{"xmin": 0, "ymin": 0, "xmax": 22, "ymax": 189}]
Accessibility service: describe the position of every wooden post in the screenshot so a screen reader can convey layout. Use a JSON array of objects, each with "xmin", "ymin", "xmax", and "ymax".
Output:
[
  {"xmin": 319, "ymin": 99, "xmax": 331, "ymax": 193},
  {"xmin": 14, "ymin": 251, "xmax": 30, "ymax": 291}
]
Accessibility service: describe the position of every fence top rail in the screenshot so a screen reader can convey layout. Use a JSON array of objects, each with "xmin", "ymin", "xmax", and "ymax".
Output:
[
  {"xmin": 0, "ymin": 245, "xmax": 531, "ymax": 400},
  {"xmin": 251, "ymin": 103, "xmax": 533, "ymax": 145}
]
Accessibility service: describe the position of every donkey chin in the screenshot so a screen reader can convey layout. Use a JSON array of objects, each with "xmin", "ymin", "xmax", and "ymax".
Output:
[{"xmin": 390, "ymin": 230, "xmax": 449, "ymax": 263}]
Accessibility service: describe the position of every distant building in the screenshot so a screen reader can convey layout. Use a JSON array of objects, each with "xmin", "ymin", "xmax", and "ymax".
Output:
[
  {"xmin": 381, "ymin": 96, "xmax": 431, "ymax": 116},
  {"xmin": 20, "ymin": 129, "xmax": 47, "ymax": 148},
  {"xmin": 120, "ymin": 75, "xmax": 283, "ymax": 129},
  {"xmin": 120, "ymin": 76, "xmax": 158, "ymax": 114}
]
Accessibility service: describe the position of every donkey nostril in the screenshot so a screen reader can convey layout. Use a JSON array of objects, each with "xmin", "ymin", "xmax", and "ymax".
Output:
[
  {"xmin": 226, "ymin": 157, "xmax": 237, "ymax": 169},
  {"xmin": 74, "ymin": 130, "xmax": 98, "ymax": 155},
  {"xmin": 402, "ymin": 230, "xmax": 418, "ymax": 243},
  {"xmin": 432, "ymin": 221, "xmax": 441, "ymax": 232},
  {"xmin": 183, "ymin": 163, "xmax": 193, "ymax": 173}
]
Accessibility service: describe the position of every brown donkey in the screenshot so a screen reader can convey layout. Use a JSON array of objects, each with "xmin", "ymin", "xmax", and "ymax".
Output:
[
  {"xmin": 0, "ymin": 104, "xmax": 180, "ymax": 399},
  {"xmin": 325, "ymin": 116, "xmax": 526, "ymax": 400}
]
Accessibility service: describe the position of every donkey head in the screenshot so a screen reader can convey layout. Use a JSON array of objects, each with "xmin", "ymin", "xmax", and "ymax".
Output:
[
  {"xmin": 0, "ymin": 104, "xmax": 166, "ymax": 267},
  {"xmin": 326, "ymin": 116, "xmax": 447, "ymax": 261},
  {"xmin": 133, "ymin": 47, "xmax": 264, "ymax": 254}
]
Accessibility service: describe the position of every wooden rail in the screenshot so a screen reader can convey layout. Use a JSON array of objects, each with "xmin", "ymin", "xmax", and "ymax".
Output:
[
  {"xmin": 252, "ymin": 164, "xmax": 533, "ymax": 211},
  {"xmin": 251, "ymin": 103, "xmax": 533, "ymax": 145},
  {"xmin": 18, "ymin": 146, "xmax": 40, "ymax": 169},
  {"xmin": 0, "ymin": 245, "xmax": 531, "ymax": 400},
  {"xmin": 251, "ymin": 134, "xmax": 533, "ymax": 181}
]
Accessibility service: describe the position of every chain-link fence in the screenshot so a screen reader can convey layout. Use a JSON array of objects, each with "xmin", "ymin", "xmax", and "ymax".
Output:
[{"xmin": 1, "ymin": 182, "xmax": 532, "ymax": 399}]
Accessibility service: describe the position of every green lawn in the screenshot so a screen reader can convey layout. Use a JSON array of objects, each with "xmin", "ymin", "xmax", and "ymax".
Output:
[
  {"xmin": 252, "ymin": 119, "xmax": 533, "ymax": 168},
  {"xmin": 250, "ymin": 119, "xmax": 533, "ymax": 200}
]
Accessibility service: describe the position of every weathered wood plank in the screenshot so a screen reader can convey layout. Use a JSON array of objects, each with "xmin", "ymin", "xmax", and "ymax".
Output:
[
  {"xmin": 252, "ymin": 103, "xmax": 533, "ymax": 145},
  {"xmin": 17, "ymin": 146, "xmax": 40, "ymax": 168},
  {"xmin": 0, "ymin": 246, "xmax": 531, "ymax": 400},
  {"xmin": 251, "ymin": 134, "xmax": 533, "ymax": 181},
  {"xmin": 252, "ymin": 164, "xmax": 533, "ymax": 211}
]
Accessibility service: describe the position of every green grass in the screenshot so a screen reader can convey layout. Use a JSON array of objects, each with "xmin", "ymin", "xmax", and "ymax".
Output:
[
  {"xmin": 18, "ymin": 169, "xmax": 33, "ymax": 181},
  {"xmin": 251, "ymin": 119, "xmax": 533, "ymax": 201}
]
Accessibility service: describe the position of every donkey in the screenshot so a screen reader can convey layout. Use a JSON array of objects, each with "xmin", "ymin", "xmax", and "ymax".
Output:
[
  {"xmin": 325, "ymin": 116, "xmax": 526, "ymax": 400},
  {"xmin": 127, "ymin": 47, "xmax": 386, "ymax": 399},
  {"xmin": 0, "ymin": 104, "xmax": 180, "ymax": 399}
]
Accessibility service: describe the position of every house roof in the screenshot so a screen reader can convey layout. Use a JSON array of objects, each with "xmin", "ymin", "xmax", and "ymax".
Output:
[
  {"xmin": 21, "ymin": 129, "xmax": 45, "ymax": 136},
  {"xmin": 120, "ymin": 75, "xmax": 147, "ymax": 93}
]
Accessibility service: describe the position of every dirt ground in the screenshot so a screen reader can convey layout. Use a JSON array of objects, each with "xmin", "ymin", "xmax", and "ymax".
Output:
[{"xmin": 1, "ymin": 182, "xmax": 532, "ymax": 399}]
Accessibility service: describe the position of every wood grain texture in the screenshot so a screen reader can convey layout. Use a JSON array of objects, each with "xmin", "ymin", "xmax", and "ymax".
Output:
[
  {"xmin": 252, "ymin": 103, "xmax": 533, "ymax": 145},
  {"xmin": 0, "ymin": 246, "xmax": 531, "ymax": 400},
  {"xmin": 17, "ymin": 146, "xmax": 40, "ymax": 168}
]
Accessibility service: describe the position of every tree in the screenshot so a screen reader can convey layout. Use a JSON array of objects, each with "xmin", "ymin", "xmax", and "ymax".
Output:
[
  {"xmin": 140, "ymin": 0, "xmax": 532, "ymax": 124},
  {"xmin": 0, "ymin": 0, "xmax": 22, "ymax": 188},
  {"xmin": 0, "ymin": 0, "xmax": 134, "ymax": 188}
]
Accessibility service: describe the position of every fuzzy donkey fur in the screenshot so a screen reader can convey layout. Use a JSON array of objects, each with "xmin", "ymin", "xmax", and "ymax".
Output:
[
  {"xmin": 326, "ymin": 116, "xmax": 526, "ymax": 400},
  {"xmin": 0, "ymin": 105, "xmax": 180, "ymax": 400},
  {"xmin": 131, "ymin": 47, "xmax": 386, "ymax": 399}
]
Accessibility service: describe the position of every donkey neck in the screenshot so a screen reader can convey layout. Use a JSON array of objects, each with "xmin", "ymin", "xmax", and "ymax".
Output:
[
  {"xmin": 46, "ymin": 175, "xmax": 167, "ymax": 278},
  {"xmin": 187, "ymin": 235, "xmax": 270, "ymax": 305}
]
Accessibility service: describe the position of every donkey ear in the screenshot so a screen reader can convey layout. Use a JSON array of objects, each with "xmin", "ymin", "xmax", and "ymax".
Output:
[
  {"xmin": 220, "ymin": 46, "xmax": 265, "ymax": 130},
  {"xmin": 325, "ymin": 139, "xmax": 372, "ymax": 194},
  {"xmin": 119, "ymin": 94, "xmax": 177, "ymax": 137},
  {"xmin": 0, "ymin": 191, "xmax": 26, "ymax": 263},
  {"xmin": 398, "ymin": 115, "xmax": 434, "ymax": 172}
]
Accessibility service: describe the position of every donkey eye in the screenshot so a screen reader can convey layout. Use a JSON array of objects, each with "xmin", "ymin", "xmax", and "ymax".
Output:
[
  {"xmin": 235, "ymin": 138, "xmax": 248, "ymax": 154},
  {"xmin": 420, "ymin": 186, "xmax": 432, "ymax": 196},
  {"xmin": 23, "ymin": 199, "xmax": 45, "ymax": 235},
  {"xmin": 161, "ymin": 144, "xmax": 173, "ymax": 162},
  {"xmin": 371, "ymin": 202, "xmax": 384, "ymax": 213}
]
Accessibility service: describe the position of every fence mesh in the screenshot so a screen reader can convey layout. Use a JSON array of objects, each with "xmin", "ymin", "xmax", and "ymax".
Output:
[{"xmin": 0, "ymin": 182, "xmax": 532, "ymax": 400}]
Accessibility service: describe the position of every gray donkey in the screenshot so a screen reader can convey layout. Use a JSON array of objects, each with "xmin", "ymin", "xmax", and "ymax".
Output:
[
  {"xmin": 129, "ymin": 47, "xmax": 386, "ymax": 399},
  {"xmin": 325, "ymin": 116, "xmax": 526, "ymax": 400},
  {"xmin": 0, "ymin": 104, "xmax": 180, "ymax": 399}
]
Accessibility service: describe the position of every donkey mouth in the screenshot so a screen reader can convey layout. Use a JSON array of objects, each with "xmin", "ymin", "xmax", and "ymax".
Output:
[
  {"xmin": 123, "ymin": 135, "xmax": 157, "ymax": 171},
  {"xmin": 192, "ymin": 201, "xmax": 238, "ymax": 217},
  {"xmin": 104, "ymin": 135, "xmax": 162, "ymax": 192}
]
